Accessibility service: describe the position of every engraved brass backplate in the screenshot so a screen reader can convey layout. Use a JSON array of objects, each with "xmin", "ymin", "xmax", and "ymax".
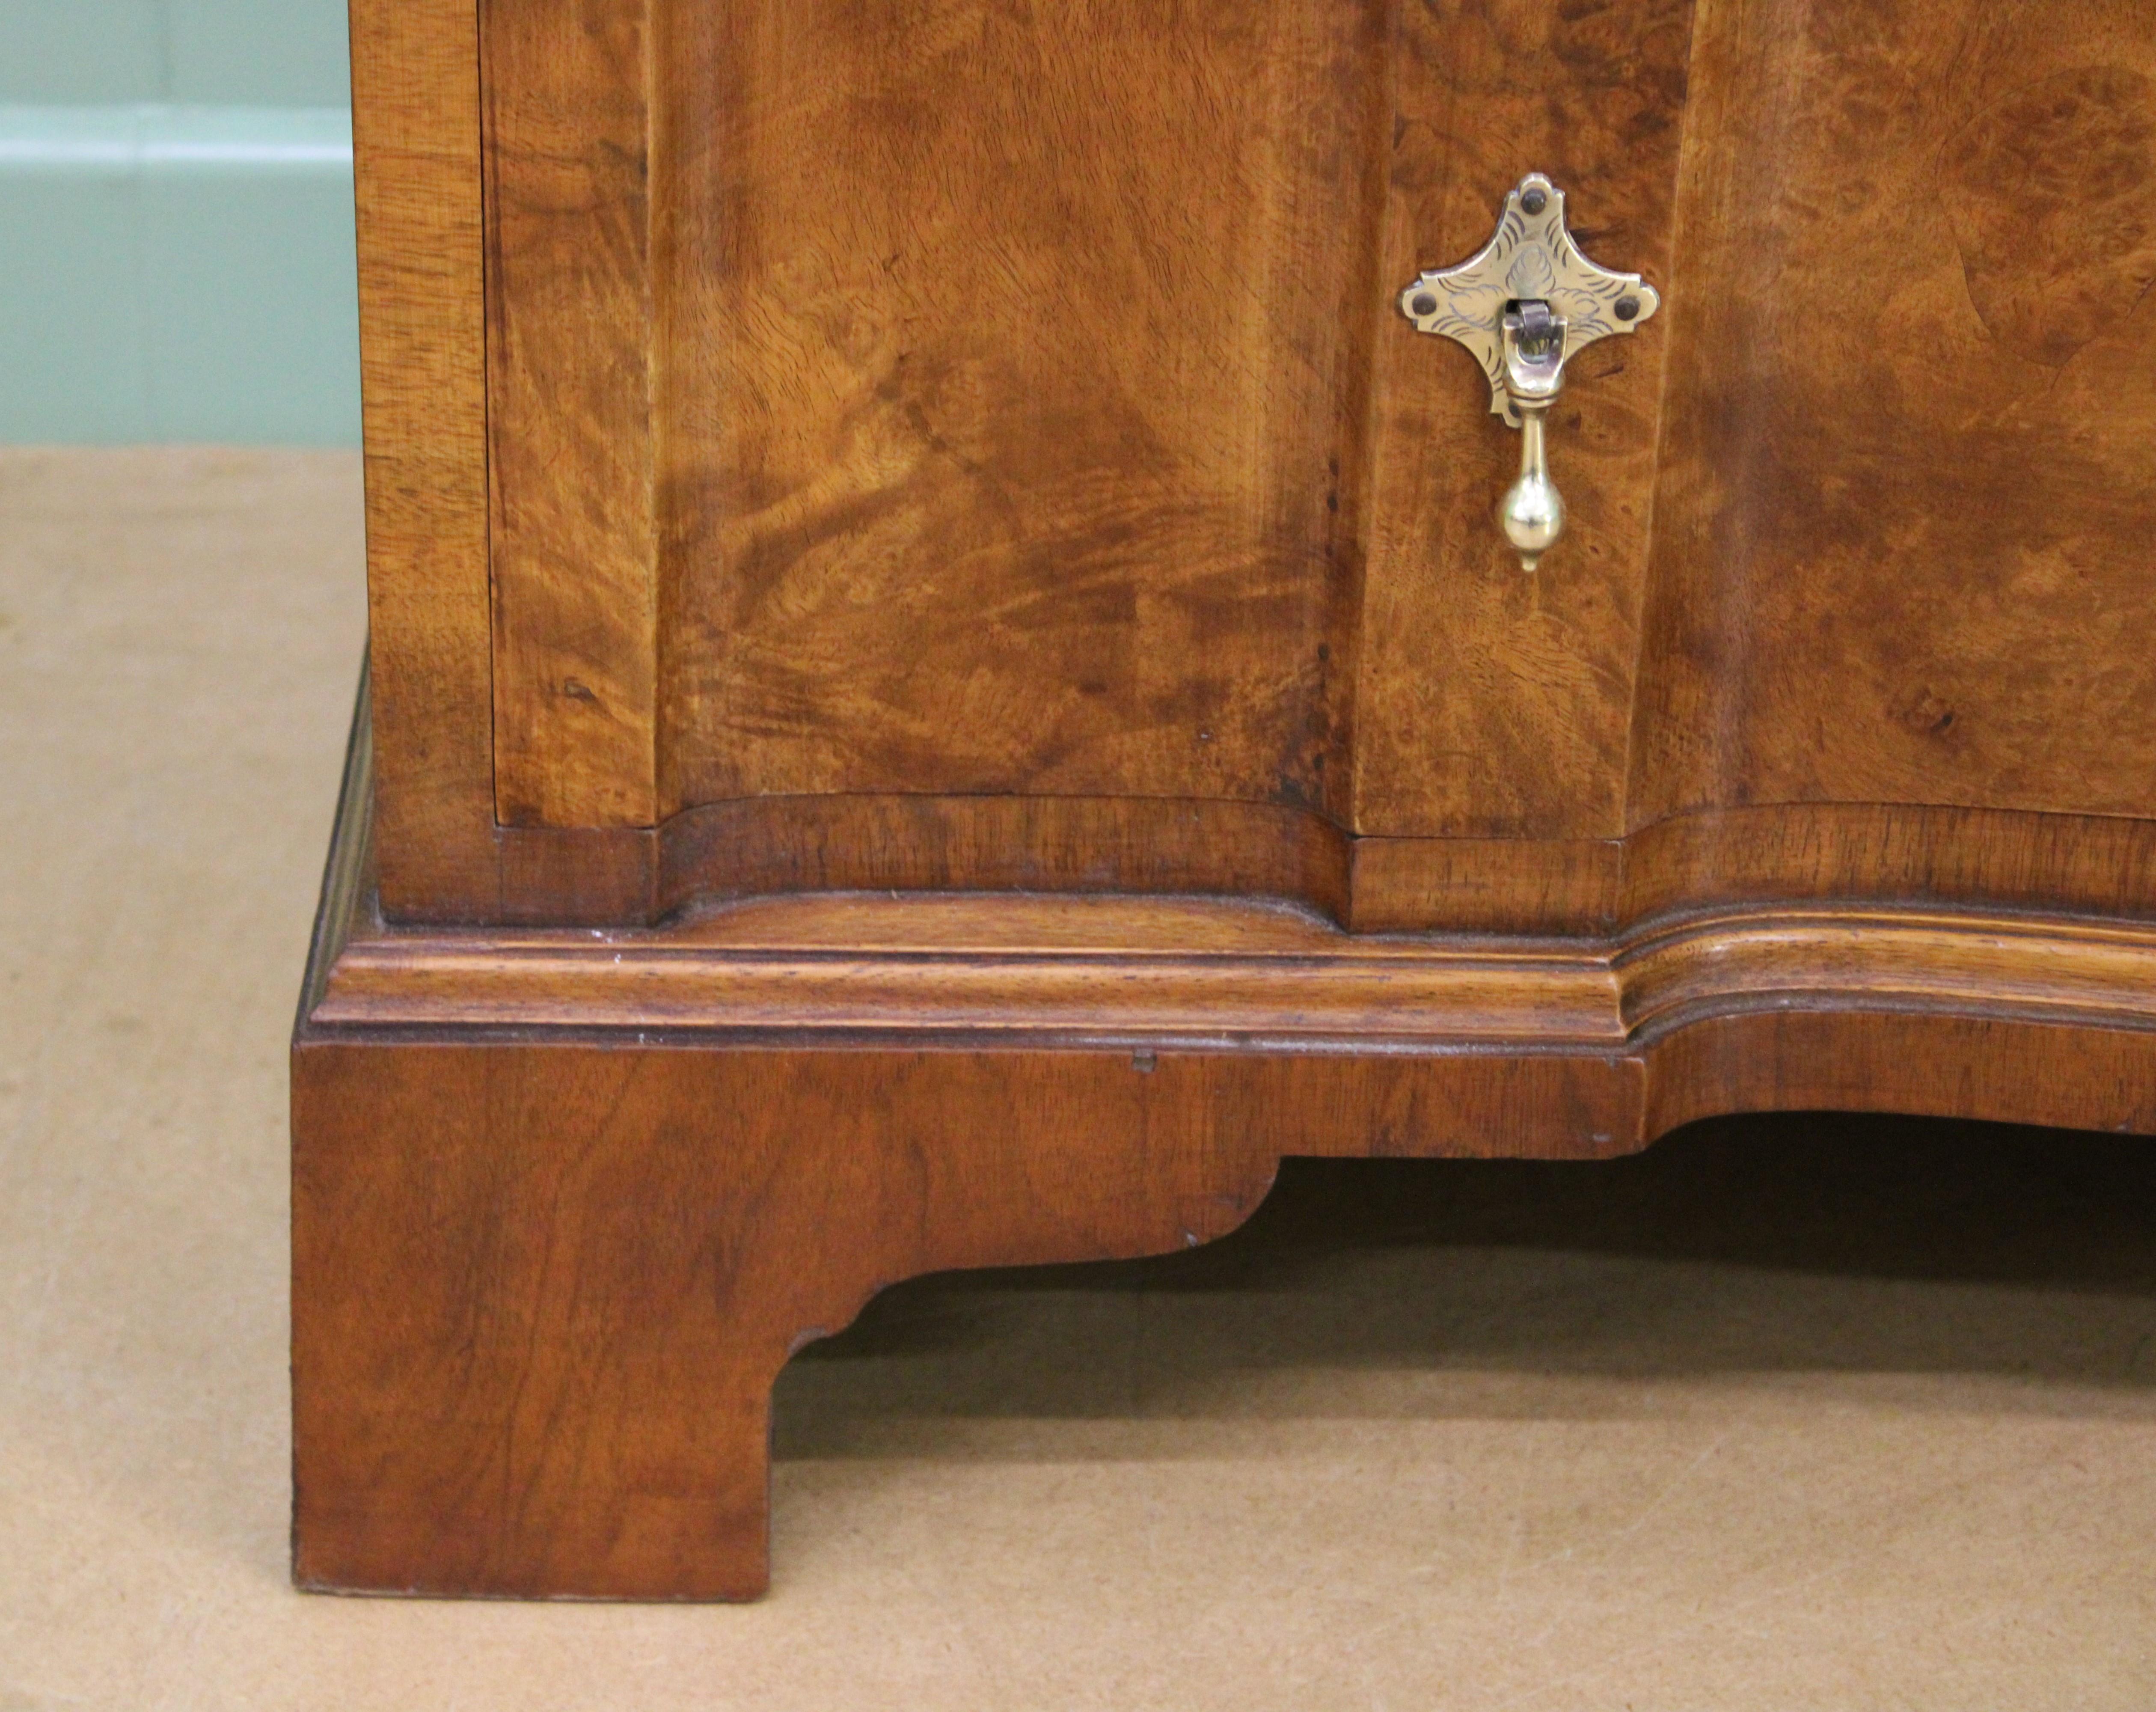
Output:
[{"xmin": 1399, "ymin": 174, "xmax": 1660, "ymax": 570}]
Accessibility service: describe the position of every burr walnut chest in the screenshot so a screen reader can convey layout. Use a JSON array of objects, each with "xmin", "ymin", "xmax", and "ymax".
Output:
[{"xmin": 295, "ymin": 0, "xmax": 2156, "ymax": 1598}]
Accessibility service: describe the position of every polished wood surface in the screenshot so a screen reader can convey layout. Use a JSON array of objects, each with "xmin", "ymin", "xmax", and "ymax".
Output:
[
  {"xmin": 348, "ymin": 0, "xmax": 497, "ymax": 919},
  {"xmin": 295, "ymin": 723, "xmax": 2156, "ymax": 1600},
  {"xmin": 1350, "ymin": 801, "xmax": 2156, "ymax": 933},
  {"xmin": 1632, "ymin": 0, "xmax": 2156, "ymax": 827},
  {"xmin": 317, "ymin": 0, "xmax": 2156, "ymax": 1603},
  {"xmin": 358, "ymin": 0, "xmax": 2156, "ymax": 928},
  {"xmin": 1352, "ymin": 0, "xmax": 1693, "ymax": 839},
  {"xmin": 292, "ymin": 1038, "xmax": 1635, "ymax": 1600},
  {"xmin": 484, "ymin": 0, "xmax": 659, "ymax": 828},
  {"xmin": 312, "ymin": 896, "xmax": 2156, "ymax": 1047},
  {"xmin": 423, "ymin": 793, "xmax": 2156, "ymax": 933},
  {"xmin": 656, "ymin": 0, "xmax": 1388, "ymax": 818},
  {"xmin": 296, "ymin": 1008, "xmax": 2156, "ymax": 1601},
  {"xmin": 467, "ymin": 0, "xmax": 1704, "ymax": 894}
]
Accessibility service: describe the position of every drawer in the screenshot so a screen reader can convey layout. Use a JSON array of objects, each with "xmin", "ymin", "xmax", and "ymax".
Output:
[{"xmin": 354, "ymin": 0, "xmax": 2156, "ymax": 929}]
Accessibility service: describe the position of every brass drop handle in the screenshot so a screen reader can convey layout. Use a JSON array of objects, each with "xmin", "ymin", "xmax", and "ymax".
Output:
[
  {"xmin": 1399, "ymin": 174, "xmax": 1659, "ymax": 573},
  {"xmin": 1497, "ymin": 300, "xmax": 1566, "ymax": 570}
]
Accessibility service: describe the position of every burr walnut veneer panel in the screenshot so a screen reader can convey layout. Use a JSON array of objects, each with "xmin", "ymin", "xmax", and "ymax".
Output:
[
  {"xmin": 421, "ymin": 0, "xmax": 2156, "ymax": 930},
  {"xmin": 1632, "ymin": 0, "xmax": 2156, "ymax": 826},
  {"xmin": 473, "ymin": 0, "xmax": 1693, "ymax": 888},
  {"xmin": 656, "ymin": 0, "xmax": 1391, "ymax": 816}
]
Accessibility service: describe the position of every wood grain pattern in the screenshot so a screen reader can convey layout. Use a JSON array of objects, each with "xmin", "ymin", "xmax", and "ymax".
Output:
[
  {"xmin": 1349, "ymin": 0, "xmax": 1695, "ymax": 838},
  {"xmin": 1643, "ymin": 1011, "xmax": 2156, "ymax": 1141},
  {"xmin": 1630, "ymin": 0, "xmax": 2156, "ymax": 826},
  {"xmin": 654, "ymin": 795, "xmax": 2156, "ymax": 933},
  {"xmin": 367, "ymin": 0, "xmax": 2156, "ymax": 936},
  {"xmin": 484, "ymin": 0, "xmax": 659, "ymax": 826},
  {"xmin": 1618, "ymin": 801, "xmax": 2156, "ymax": 925},
  {"xmin": 314, "ymin": 896, "xmax": 2156, "ymax": 1049},
  {"xmin": 313, "ymin": 914, "xmax": 1622, "ymax": 1047},
  {"xmin": 297, "ymin": 1002, "xmax": 2156, "ymax": 1601},
  {"xmin": 1348, "ymin": 802, "xmax": 2156, "ymax": 933},
  {"xmin": 349, "ymin": 0, "xmax": 499, "ymax": 918},
  {"xmin": 642, "ymin": 0, "xmax": 1695, "ymax": 838},
  {"xmin": 294, "ymin": 758, "xmax": 2156, "ymax": 1601},
  {"xmin": 424, "ymin": 795, "xmax": 2156, "ymax": 934},
  {"xmin": 292, "ymin": 1039, "xmax": 1636, "ymax": 1600},
  {"xmin": 320, "ymin": 0, "xmax": 2156, "ymax": 1605},
  {"xmin": 1347, "ymin": 833, "xmax": 1622, "ymax": 932},
  {"xmin": 293, "ymin": 1003, "xmax": 2156, "ymax": 1601},
  {"xmin": 654, "ymin": 0, "xmax": 1390, "ymax": 814},
  {"xmin": 654, "ymin": 793, "xmax": 1351, "ymax": 924},
  {"xmin": 338, "ymin": 657, "xmax": 2156, "ymax": 933}
]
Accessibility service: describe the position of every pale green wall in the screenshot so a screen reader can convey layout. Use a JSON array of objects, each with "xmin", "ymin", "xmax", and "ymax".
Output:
[{"xmin": 0, "ymin": 0, "xmax": 358, "ymax": 444}]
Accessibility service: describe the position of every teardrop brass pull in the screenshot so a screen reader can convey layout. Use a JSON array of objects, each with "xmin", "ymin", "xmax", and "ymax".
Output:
[{"xmin": 1399, "ymin": 173, "xmax": 1659, "ymax": 573}]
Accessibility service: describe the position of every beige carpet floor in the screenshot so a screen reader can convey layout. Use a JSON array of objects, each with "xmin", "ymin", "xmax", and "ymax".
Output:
[{"xmin": 3, "ymin": 448, "xmax": 2155, "ymax": 1708}]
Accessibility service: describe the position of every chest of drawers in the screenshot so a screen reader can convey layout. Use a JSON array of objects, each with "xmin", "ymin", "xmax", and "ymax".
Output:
[{"xmin": 294, "ymin": 0, "xmax": 2156, "ymax": 1598}]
